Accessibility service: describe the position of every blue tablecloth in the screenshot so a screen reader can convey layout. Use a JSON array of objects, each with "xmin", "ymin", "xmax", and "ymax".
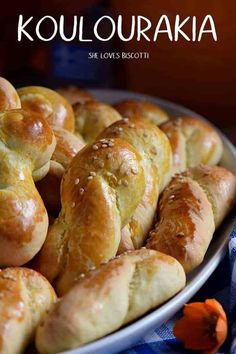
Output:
[{"xmin": 122, "ymin": 224, "xmax": 236, "ymax": 354}]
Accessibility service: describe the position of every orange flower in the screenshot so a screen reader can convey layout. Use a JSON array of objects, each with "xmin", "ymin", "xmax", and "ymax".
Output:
[{"xmin": 173, "ymin": 299, "xmax": 227, "ymax": 354}]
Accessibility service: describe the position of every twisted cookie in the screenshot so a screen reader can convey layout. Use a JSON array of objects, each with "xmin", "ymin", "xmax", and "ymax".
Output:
[
  {"xmin": 160, "ymin": 117, "xmax": 223, "ymax": 176},
  {"xmin": 147, "ymin": 165, "xmax": 236, "ymax": 272},
  {"xmin": 35, "ymin": 249, "xmax": 185, "ymax": 354},
  {"xmin": 0, "ymin": 267, "xmax": 56, "ymax": 354},
  {"xmin": 17, "ymin": 85, "xmax": 84, "ymax": 169},
  {"xmin": 0, "ymin": 109, "xmax": 56, "ymax": 266},
  {"xmin": 17, "ymin": 85, "xmax": 85, "ymax": 215},
  {"xmin": 35, "ymin": 133, "xmax": 146, "ymax": 294},
  {"xmin": 99, "ymin": 117, "xmax": 172, "ymax": 251}
]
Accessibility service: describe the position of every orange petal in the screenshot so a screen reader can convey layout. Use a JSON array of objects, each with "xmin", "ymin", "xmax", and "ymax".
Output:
[
  {"xmin": 203, "ymin": 314, "xmax": 228, "ymax": 354},
  {"xmin": 204, "ymin": 299, "xmax": 228, "ymax": 354},
  {"xmin": 215, "ymin": 315, "xmax": 228, "ymax": 344},
  {"xmin": 184, "ymin": 302, "xmax": 212, "ymax": 320},
  {"xmin": 205, "ymin": 299, "xmax": 227, "ymax": 321},
  {"xmin": 174, "ymin": 310, "xmax": 216, "ymax": 349},
  {"xmin": 173, "ymin": 299, "xmax": 227, "ymax": 353}
]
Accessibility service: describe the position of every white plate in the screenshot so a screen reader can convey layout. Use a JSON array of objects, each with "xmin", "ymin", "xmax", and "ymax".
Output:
[{"xmin": 61, "ymin": 89, "xmax": 236, "ymax": 354}]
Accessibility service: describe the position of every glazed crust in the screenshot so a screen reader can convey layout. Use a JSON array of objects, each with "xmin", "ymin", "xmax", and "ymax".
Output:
[
  {"xmin": 0, "ymin": 77, "xmax": 21, "ymax": 111},
  {"xmin": 17, "ymin": 85, "xmax": 85, "ymax": 215},
  {"xmin": 73, "ymin": 101, "xmax": 122, "ymax": 143},
  {"xmin": 0, "ymin": 109, "xmax": 56, "ymax": 266},
  {"xmin": 160, "ymin": 117, "xmax": 223, "ymax": 175},
  {"xmin": 99, "ymin": 117, "xmax": 172, "ymax": 250},
  {"xmin": 35, "ymin": 249, "xmax": 185, "ymax": 354},
  {"xmin": 34, "ymin": 135, "xmax": 146, "ymax": 294},
  {"xmin": 17, "ymin": 86, "xmax": 75, "ymax": 132},
  {"xmin": 147, "ymin": 165, "xmax": 236, "ymax": 272},
  {"xmin": 0, "ymin": 267, "xmax": 56, "ymax": 354},
  {"xmin": 186, "ymin": 165, "xmax": 236, "ymax": 227},
  {"xmin": 114, "ymin": 99, "xmax": 169, "ymax": 125}
]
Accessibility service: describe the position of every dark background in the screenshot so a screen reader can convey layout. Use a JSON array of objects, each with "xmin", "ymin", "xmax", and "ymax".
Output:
[{"xmin": 0, "ymin": 0, "xmax": 235, "ymax": 143}]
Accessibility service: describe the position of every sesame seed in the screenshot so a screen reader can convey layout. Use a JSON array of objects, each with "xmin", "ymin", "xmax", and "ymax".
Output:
[
  {"xmin": 97, "ymin": 161, "xmax": 104, "ymax": 168},
  {"xmin": 130, "ymin": 123, "xmax": 135, "ymax": 128},
  {"xmin": 75, "ymin": 178, "xmax": 80, "ymax": 185},
  {"xmin": 102, "ymin": 144, "xmax": 108, "ymax": 148},
  {"xmin": 106, "ymin": 172, "xmax": 112, "ymax": 177},
  {"xmin": 108, "ymin": 141, "xmax": 114, "ymax": 147},
  {"xmin": 131, "ymin": 167, "xmax": 138, "ymax": 174},
  {"xmin": 80, "ymin": 188, "xmax": 84, "ymax": 195},
  {"xmin": 151, "ymin": 147, "xmax": 157, "ymax": 155},
  {"xmin": 169, "ymin": 195, "xmax": 175, "ymax": 199},
  {"xmin": 176, "ymin": 232, "xmax": 185, "ymax": 238},
  {"xmin": 90, "ymin": 171, "xmax": 96, "ymax": 176},
  {"xmin": 118, "ymin": 127, "xmax": 123, "ymax": 132},
  {"xmin": 123, "ymin": 117, "xmax": 129, "ymax": 123},
  {"xmin": 109, "ymin": 138, "xmax": 114, "ymax": 142},
  {"xmin": 80, "ymin": 273, "xmax": 85, "ymax": 278},
  {"xmin": 92, "ymin": 144, "xmax": 99, "ymax": 150},
  {"xmin": 100, "ymin": 139, "xmax": 107, "ymax": 143},
  {"xmin": 90, "ymin": 266, "xmax": 96, "ymax": 271},
  {"xmin": 92, "ymin": 156, "xmax": 98, "ymax": 161},
  {"xmin": 71, "ymin": 202, "xmax": 76, "ymax": 208},
  {"xmin": 87, "ymin": 176, "xmax": 93, "ymax": 180}
]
